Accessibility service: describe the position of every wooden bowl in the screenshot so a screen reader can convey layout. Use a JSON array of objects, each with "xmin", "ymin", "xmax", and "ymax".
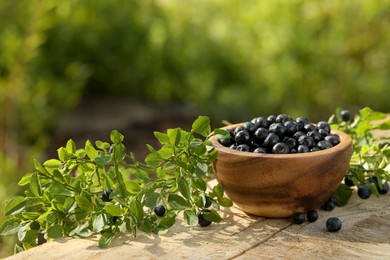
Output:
[{"xmin": 210, "ymin": 124, "xmax": 353, "ymax": 218}]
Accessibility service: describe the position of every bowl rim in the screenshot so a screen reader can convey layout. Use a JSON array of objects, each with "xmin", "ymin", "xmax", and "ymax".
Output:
[{"xmin": 210, "ymin": 123, "xmax": 352, "ymax": 159}]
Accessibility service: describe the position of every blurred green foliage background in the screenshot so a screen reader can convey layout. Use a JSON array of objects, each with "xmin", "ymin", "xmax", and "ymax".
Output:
[{"xmin": 1, "ymin": 0, "xmax": 390, "ymax": 256}]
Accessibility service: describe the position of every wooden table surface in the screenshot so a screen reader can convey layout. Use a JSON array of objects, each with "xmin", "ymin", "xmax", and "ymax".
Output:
[{"xmin": 5, "ymin": 178, "xmax": 390, "ymax": 260}]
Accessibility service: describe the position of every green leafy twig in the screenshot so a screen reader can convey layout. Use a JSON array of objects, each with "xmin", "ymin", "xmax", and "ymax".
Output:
[
  {"xmin": 0, "ymin": 116, "xmax": 232, "ymax": 252},
  {"xmin": 330, "ymin": 107, "xmax": 390, "ymax": 206}
]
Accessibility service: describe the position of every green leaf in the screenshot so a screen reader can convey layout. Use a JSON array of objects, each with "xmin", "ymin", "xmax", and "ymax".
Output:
[
  {"xmin": 130, "ymin": 200, "xmax": 144, "ymax": 223},
  {"xmin": 145, "ymin": 153, "xmax": 163, "ymax": 168},
  {"xmin": 218, "ymin": 197, "xmax": 233, "ymax": 207},
  {"xmin": 184, "ymin": 209, "xmax": 198, "ymax": 226},
  {"xmin": 132, "ymin": 169, "xmax": 149, "ymax": 181},
  {"xmin": 110, "ymin": 130, "xmax": 124, "ymax": 144},
  {"xmin": 0, "ymin": 218, "xmax": 22, "ymax": 236},
  {"xmin": 167, "ymin": 128, "xmax": 182, "ymax": 146},
  {"xmin": 125, "ymin": 180, "xmax": 141, "ymax": 194},
  {"xmin": 43, "ymin": 159, "xmax": 62, "ymax": 172},
  {"xmin": 192, "ymin": 178, "xmax": 207, "ymax": 192},
  {"xmin": 17, "ymin": 222, "xmax": 31, "ymax": 242},
  {"xmin": 104, "ymin": 204, "xmax": 123, "ymax": 216},
  {"xmin": 158, "ymin": 212, "xmax": 176, "ymax": 229},
  {"xmin": 167, "ymin": 194, "xmax": 191, "ymax": 210},
  {"xmin": 156, "ymin": 167, "xmax": 166, "ymax": 179},
  {"xmin": 14, "ymin": 244, "xmax": 24, "ymax": 254},
  {"xmin": 202, "ymin": 210, "xmax": 223, "ymax": 223},
  {"xmin": 57, "ymin": 147, "xmax": 71, "ymax": 161},
  {"xmin": 377, "ymin": 121, "xmax": 390, "ymax": 130},
  {"xmin": 212, "ymin": 184, "xmax": 224, "ymax": 198},
  {"xmin": 52, "ymin": 170, "xmax": 66, "ymax": 183},
  {"xmin": 334, "ymin": 184, "xmax": 353, "ymax": 207},
  {"xmin": 5, "ymin": 196, "xmax": 26, "ymax": 216},
  {"xmin": 144, "ymin": 192, "xmax": 160, "ymax": 208},
  {"xmin": 75, "ymin": 195, "xmax": 93, "ymax": 212},
  {"xmin": 192, "ymin": 116, "xmax": 211, "ymax": 137},
  {"xmin": 178, "ymin": 177, "xmax": 191, "ymax": 200},
  {"xmin": 66, "ymin": 139, "xmax": 77, "ymax": 154},
  {"xmin": 93, "ymin": 214, "xmax": 105, "ymax": 232},
  {"xmin": 154, "ymin": 131, "xmax": 170, "ymax": 145},
  {"xmin": 99, "ymin": 232, "xmax": 116, "ymax": 248},
  {"xmin": 18, "ymin": 173, "xmax": 33, "ymax": 186},
  {"xmin": 23, "ymin": 230, "xmax": 38, "ymax": 245},
  {"xmin": 29, "ymin": 172, "xmax": 41, "ymax": 197},
  {"xmin": 85, "ymin": 140, "xmax": 99, "ymax": 160},
  {"xmin": 213, "ymin": 128, "xmax": 229, "ymax": 136},
  {"xmin": 47, "ymin": 224, "xmax": 63, "ymax": 239},
  {"xmin": 94, "ymin": 154, "xmax": 112, "ymax": 165},
  {"xmin": 95, "ymin": 141, "xmax": 110, "ymax": 150},
  {"xmin": 34, "ymin": 159, "xmax": 49, "ymax": 175}
]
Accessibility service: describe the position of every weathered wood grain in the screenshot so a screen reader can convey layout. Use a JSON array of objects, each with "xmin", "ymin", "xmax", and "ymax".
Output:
[{"xmin": 5, "ymin": 179, "xmax": 390, "ymax": 260}]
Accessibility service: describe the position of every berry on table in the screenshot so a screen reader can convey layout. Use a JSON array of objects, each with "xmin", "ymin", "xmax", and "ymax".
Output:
[
  {"xmin": 293, "ymin": 212, "xmax": 305, "ymax": 224},
  {"xmin": 358, "ymin": 185, "xmax": 371, "ymax": 199},
  {"xmin": 197, "ymin": 209, "xmax": 212, "ymax": 227},
  {"xmin": 321, "ymin": 196, "xmax": 336, "ymax": 211},
  {"xmin": 379, "ymin": 182, "xmax": 389, "ymax": 195},
  {"xmin": 154, "ymin": 204, "xmax": 166, "ymax": 217},
  {"xmin": 326, "ymin": 217, "xmax": 342, "ymax": 232},
  {"xmin": 306, "ymin": 210, "xmax": 318, "ymax": 223}
]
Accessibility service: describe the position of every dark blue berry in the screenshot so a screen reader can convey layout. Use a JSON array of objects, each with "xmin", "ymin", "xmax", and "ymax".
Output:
[
  {"xmin": 254, "ymin": 128, "xmax": 269, "ymax": 143},
  {"xmin": 326, "ymin": 217, "xmax": 342, "ymax": 232},
  {"xmin": 234, "ymin": 130, "xmax": 250, "ymax": 144},
  {"xmin": 269, "ymin": 123, "xmax": 287, "ymax": 137},
  {"xmin": 295, "ymin": 117, "xmax": 309, "ymax": 127},
  {"xmin": 297, "ymin": 145, "xmax": 309, "ymax": 153},
  {"xmin": 317, "ymin": 140, "xmax": 333, "ymax": 150},
  {"xmin": 205, "ymin": 196, "xmax": 212, "ymax": 208},
  {"xmin": 340, "ymin": 110, "xmax": 350, "ymax": 122},
  {"xmin": 321, "ymin": 196, "xmax": 336, "ymax": 211},
  {"xmin": 298, "ymin": 135, "xmax": 314, "ymax": 148},
  {"xmin": 307, "ymin": 130, "xmax": 321, "ymax": 142},
  {"xmin": 303, "ymin": 123, "xmax": 316, "ymax": 132},
  {"xmin": 267, "ymin": 115, "xmax": 276, "ymax": 124},
  {"xmin": 283, "ymin": 137, "xmax": 297, "ymax": 149},
  {"xmin": 102, "ymin": 189, "xmax": 113, "ymax": 202},
  {"xmin": 242, "ymin": 121, "xmax": 257, "ymax": 134},
  {"xmin": 197, "ymin": 209, "xmax": 212, "ymax": 227},
  {"xmin": 218, "ymin": 136, "xmax": 234, "ymax": 147},
  {"xmin": 263, "ymin": 133, "xmax": 280, "ymax": 148},
  {"xmin": 253, "ymin": 147, "xmax": 267, "ymax": 153},
  {"xmin": 317, "ymin": 121, "xmax": 331, "ymax": 134},
  {"xmin": 358, "ymin": 185, "xmax": 371, "ymax": 199},
  {"xmin": 325, "ymin": 135, "xmax": 340, "ymax": 146},
  {"xmin": 284, "ymin": 121, "xmax": 298, "ymax": 135},
  {"xmin": 293, "ymin": 131, "xmax": 306, "ymax": 140},
  {"xmin": 236, "ymin": 144, "xmax": 250, "ymax": 152},
  {"xmin": 252, "ymin": 117, "xmax": 270, "ymax": 128},
  {"xmin": 379, "ymin": 182, "xmax": 389, "ymax": 195},
  {"xmin": 154, "ymin": 204, "xmax": 166, "ymax": 217},
  {"xmin": 272, "ymin": 142, "xmax": 290, "ymax": 154},
  {"xmin": 276, "ymin": 114, "xmax": 290, "ymax": 124},
  {"xmin": 310, "ymin": 146, "xmax": 321, "ymax": 152},
  {"xmin": 306, "ymin": 210, "xmax": 318, "ymax": 222},
  {"xmin": 344, "ymin": 175, "xmax": 354, "ymax": 187},
  {"xmin": 293, "ymin": 212, "xmax": 305, "ymax": 224}
]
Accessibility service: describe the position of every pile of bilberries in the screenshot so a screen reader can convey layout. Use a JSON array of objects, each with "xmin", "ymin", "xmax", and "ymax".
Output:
[{"xmin": 218, "ymin": 114, "xmax": 340, "ymax": 154}]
